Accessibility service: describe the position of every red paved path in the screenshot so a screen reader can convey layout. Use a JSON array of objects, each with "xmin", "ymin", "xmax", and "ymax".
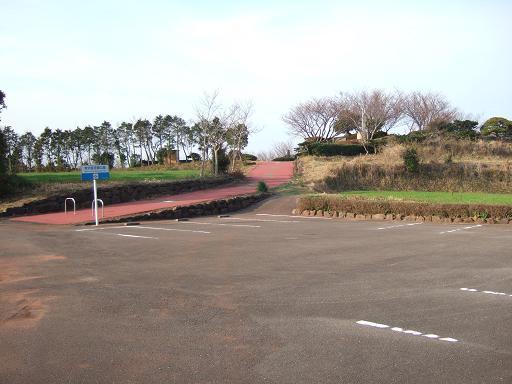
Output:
[{"xmin": 12, "ymin": 161, "xmax": 294, "ymax": 225}]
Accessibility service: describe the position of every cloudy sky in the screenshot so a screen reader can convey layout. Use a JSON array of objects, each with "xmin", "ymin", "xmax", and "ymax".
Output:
[{"xmin": 1, "ymin": 0, "xmax": 511, "ymax": 152}]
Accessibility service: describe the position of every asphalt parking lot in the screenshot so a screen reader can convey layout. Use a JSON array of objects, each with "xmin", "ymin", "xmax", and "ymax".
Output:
[{"xmin": 1, "ymin": 201, "xmax": 512, "ymax": 383}]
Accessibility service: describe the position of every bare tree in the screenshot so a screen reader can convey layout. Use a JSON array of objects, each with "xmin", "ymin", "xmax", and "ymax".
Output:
[
  {"xmin": 195, "ymin": 90, "xmax": 221, "ymax": 177},
  {"xmin": 226, "ymin": 101, "xmax": 254, "ymax": 172},
  {"xmin": 341, "ymin": 89, "xmax": 403, "ymax": 153},
  {"xmin": 256, "ymin": 140, "xmax": 295, "ymax": 161},
  {"xmin": 403, "ymin": 91, "xmax": 458, "ymax": 131},
  {"xmin": 283, "ymin": 97, "xmax": 341, "ymax": 142}
]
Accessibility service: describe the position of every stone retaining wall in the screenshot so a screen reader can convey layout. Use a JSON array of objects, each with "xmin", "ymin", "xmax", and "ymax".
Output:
[
  {"xmin": 293, "ymin": 209, "xmax": 511, "ymax": 224},
  {"xmin": 97, "ymin": 192, "xmax": 270, "ymax": 224},
  {"xmin": 2, "ymin": 176, "xmax": 236, "ymax": 217}
]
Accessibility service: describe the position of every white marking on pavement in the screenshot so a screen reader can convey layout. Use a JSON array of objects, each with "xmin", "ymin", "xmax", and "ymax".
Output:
[
  {"xmin": 256, "ymin": 213, "xmax": 332, "ymax": 220},
  {"xmin": 356, "ymin": 320, "xmax": 458, "ymax": 343},
  {"xmin": 116, "ymin": 234, "xmax": 157, "ymax": 239},
  {"xmin": 356, "ymin": 320, "xmax": 389, "ymax": 328},
  {"xmin": 181, "ymin": 221, "xmax": 261, "ymax": 228},
  {"xmin": 223, "ymin": 217, "xmax": 300, "ymax": 223},
  {"xmin": 161, "ymin": 200, "xmax": 175, "ymax": 203},
  {"xmin": 128, "ymin": 226, "xmax": 211, "ymax": 234},
  {"xmin": 460, "ymin": 287, "xmax": 512, "ymax": 297},
  {"xmin": 75, "ymin": 227, "xmax": 107, "ymax": 231},
  {"xmin": 440, "ymin": 225, "xmax": 482, "ymax": 234},
  {"xmin": 376, "ymin": 223, "xmax": 423, "ymax": 230},
  {"xmin": 422, "ymin": 334, "xmax": 439, "ymax": 339}
]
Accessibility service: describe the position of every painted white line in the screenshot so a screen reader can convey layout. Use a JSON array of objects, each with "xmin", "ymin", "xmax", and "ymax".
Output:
[
  {"xmin": 181, "ymin": 221, "xmax": 261, "ymax": 228},
  {"xmin": 128, "ymin": 226, "xmax": 211, "ymax": 234},
  {"xmin": 439, "ymin": 337, "xmax": 458, "ymax": 342},
  {"xmin": 440, "ymin": 224, "xmax": 482, "ymax": 235},
  {"xmin": 460, "ymin": 287, "xmax": 512, "ymax": 297},
  {"xmin": 376, "ymin": 223, "xmax": 423, "ymax": 230},
  {"xmin": 222, "ymin": 217, "xmax": 300, "ymax": 223},
  {"xmin": 356, "ymin": 320, "xmax": 458, "ymax": 343},
  {"xmin": 116, "ymin": 233, "xmax": 157, "ymax": 239},
  {"xmin": 161, "ymin": 200, "xmax": 175, "ymax": 203},
  {"xmin": 75, "ymin": 228, "xmax": 107, "ymax": 232},
  {"xmin": 356, "ymin": 320, "xmax": 389, "ymax": 328},
  {"xmin": 256, "ymin": 213, "xmax": 332, "ymax": 220}
]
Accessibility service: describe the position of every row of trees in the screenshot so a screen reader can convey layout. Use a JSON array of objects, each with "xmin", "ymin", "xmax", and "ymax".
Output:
[
  {"xmin": 283, "ymin": 90, "xmax": 463, "ymax": 152},
  {"xmin": 0, "ymin": 90, "xmax": 254, "ymax": 176}
]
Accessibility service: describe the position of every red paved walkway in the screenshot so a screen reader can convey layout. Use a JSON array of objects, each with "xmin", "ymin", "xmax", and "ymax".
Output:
[{"xmin": 12, "ymin": 161, "xmax": 294, "ymax": 225}]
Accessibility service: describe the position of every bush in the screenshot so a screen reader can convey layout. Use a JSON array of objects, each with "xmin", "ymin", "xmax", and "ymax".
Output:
[
  {"xmin": 403, "ymin": 148, "xmax": 420, "ymax": 172},
  {"xmin": 481, "ymin": 117, "xmax": 512, "ymax": 139},
  {"xmin": 0, "ymin": 174, "xmax": 32, "ymax": 198},
  {"xmin": 310, "ymin": 143, "xmax": 370, "ymax": 157},
  {"xmin": 242, "ymin": 154, "xmax": 258, "ymax": 161},
  {"xmin": 256, "ymin": 181, "xmax": 268, "ymax": 192},
  {"xmin": 297, "ymin": 195, "xmax": 512, "ymax": 220},
  {"xmin": 273, "ymin": 155, "xmax": 296, "ymax": 161}
]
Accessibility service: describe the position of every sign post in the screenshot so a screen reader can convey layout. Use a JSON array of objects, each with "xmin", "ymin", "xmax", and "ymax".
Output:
[{"xmin": 81, "ymin": 165, "xmax": 110, "ymax": 226}]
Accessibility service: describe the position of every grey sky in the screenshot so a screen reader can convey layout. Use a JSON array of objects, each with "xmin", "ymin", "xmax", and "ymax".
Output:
[{"xmin": 1, "ymin": 0, "xmax": 511, "ymax": 152}]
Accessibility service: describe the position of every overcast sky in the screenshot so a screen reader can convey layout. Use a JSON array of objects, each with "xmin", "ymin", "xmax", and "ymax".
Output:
[{"xmin": 1, "ymin": 0, "xmax": 511, "ymax": 152}]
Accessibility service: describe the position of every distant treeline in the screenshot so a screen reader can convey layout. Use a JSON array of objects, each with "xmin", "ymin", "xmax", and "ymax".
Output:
[{"xmin": 0, "ymin": 90, "xmax": 253, "ymax": 177}]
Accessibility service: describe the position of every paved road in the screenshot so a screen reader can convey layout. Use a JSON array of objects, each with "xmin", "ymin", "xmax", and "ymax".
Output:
[
  {"xmin": 11, "ymin": 161, "xmax": 294, "ymax": 225},
  {"xmin": 1, "ymin": 198, "xmax": 511, "ymax": 383}
]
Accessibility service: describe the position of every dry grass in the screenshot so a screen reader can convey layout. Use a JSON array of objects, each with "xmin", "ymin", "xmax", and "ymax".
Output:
[{"xmin": 299, "ymin": 139, "xmax": 512, "ymax": 193}]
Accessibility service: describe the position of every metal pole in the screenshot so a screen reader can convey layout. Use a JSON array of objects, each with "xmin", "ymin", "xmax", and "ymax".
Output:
[{"xmin": 93, "ymin": 179, "xmax": 99, "ymax": 226}]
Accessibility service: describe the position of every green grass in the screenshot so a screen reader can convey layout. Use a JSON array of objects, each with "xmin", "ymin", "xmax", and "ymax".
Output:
[
  {"xmin": 18, "ymin": 169, "xmax": 201, "ymax": 184},
  {"xmin": 271, "ymin": 181, "xmax": 310, "ymax": 195},
  {"xmin": 340, "ymin": 190, "xmax": 512, "ymax": 205}
]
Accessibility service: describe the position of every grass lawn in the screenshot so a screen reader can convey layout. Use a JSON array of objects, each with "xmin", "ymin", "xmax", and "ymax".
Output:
[
  {"xmin": 340, "ymin": 190, "xmax": 512, "ymax": 205},
  {"xmin": 18, "ymin": 169, "xmax": 201, "ymax": 184}
]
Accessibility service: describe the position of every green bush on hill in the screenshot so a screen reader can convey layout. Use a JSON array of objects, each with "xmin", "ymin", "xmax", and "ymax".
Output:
[{"xmin": 298, "ymin": 142, "xmax": 372, "ymax": 157}]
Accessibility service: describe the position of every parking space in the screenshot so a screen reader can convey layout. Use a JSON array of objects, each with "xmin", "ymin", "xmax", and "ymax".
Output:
[{"xmin": 1, "ymin": 211, "xmax": 511, "ymax": 383}]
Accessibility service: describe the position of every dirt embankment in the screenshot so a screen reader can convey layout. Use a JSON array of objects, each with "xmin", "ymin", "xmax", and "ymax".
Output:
[{"xmin": 298, "ymin": 140, "xmax": 512, "ymax": 193}]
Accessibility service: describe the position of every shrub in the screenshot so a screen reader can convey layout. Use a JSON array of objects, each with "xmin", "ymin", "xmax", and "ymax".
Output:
[
  {"xmin": 297, "ymin": 195, "xmax": 512, "ymax": 220},
  {"xmin": 311, "ymin": 143, "xmax": 369, "ymax": 157},
  {"xmin": 481, "ymin": 117, "xmax": 512, "ymax": 139},
  {"xmin": 257, "ymin": 181, "xmax": 268, "ymax": 192},
  {"xmin": 273, "ymin": 155, "xmax": 296, "ymax": 161},
  {"xmin": 403, "ymin": 148, "xmax": 420, "ymax": 172},
  {"xmin": 242, "ymin": 154, "xmax": 258, "ymax": 161}
]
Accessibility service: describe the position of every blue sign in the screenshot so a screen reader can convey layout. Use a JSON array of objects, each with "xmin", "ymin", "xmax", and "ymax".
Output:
[{"xmin": 81, "ymin": 165, "xmax": 110, "ymax": 181}]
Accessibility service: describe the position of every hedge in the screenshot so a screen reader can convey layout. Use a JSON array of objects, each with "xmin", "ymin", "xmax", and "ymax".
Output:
[
  {"xmin": 309, "ymin": 143, "xmax": 371, "ymax": 157},
  {"xmin": 297, "ymin": 195, "xmax": 512, "ymax": 220}
]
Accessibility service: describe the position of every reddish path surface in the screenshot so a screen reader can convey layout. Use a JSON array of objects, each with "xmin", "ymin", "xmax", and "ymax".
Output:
[{"xmin": 12, "ymin": 161, "xmax": 294, "ymax": 225}]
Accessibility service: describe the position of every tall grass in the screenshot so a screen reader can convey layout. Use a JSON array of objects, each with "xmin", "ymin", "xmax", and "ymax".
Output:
[
  {"xmin": 299, "ymin": 139, "xmax": 512, "ymax": 194},
  {"xmin": 318, "ymin": 162, "xmax": 512, "ymax": 193}
]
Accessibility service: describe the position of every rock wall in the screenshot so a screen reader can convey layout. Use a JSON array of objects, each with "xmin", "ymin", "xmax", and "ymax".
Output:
[
  {"xmin": 2, "ymin": 176, "xmax": 236, "ymax": 217},
  {"xmin": 99, "ymin": 192, "xmax": 270, "ymax": 224}
]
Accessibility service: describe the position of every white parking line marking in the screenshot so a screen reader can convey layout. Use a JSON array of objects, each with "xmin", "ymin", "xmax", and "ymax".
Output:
[
  {"xmin": 460, "ymin": 287, "xmax": 512, "ymax": 297},
  {"xmin": 75, "ymin": 225, "xmax": 211, "ymax": 234},
  {"xmin": 223, "ymin": 217, "xmax": 300, "ymax": 223},
  {"xmin": 128, "ymin": 226, "xmax": 211, "ymax": 234},
  {"xmin": 256, "ymin": 213, "xmax": 332, "ymax": 220},
  {"xmin": 181, "ymin": 221, "xmax": 261, "ymax": 228},
  {"xmin": 356, "ymin": 320, "xmax": 458, "ymax": 343},
  {"xmin": 376, "ymin": 223, "xmax": 423, "ymax": 230},
  {"xmin": 356, "ymin": 320, "xmax": 389, "ymax": 328},
  {"xmin": 116, "ymin": 234, "xmax": 157, "ymax": 239},
  {"xmin": 440, "ymin": 225, "xmax": 482, "ymax": 234}
]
